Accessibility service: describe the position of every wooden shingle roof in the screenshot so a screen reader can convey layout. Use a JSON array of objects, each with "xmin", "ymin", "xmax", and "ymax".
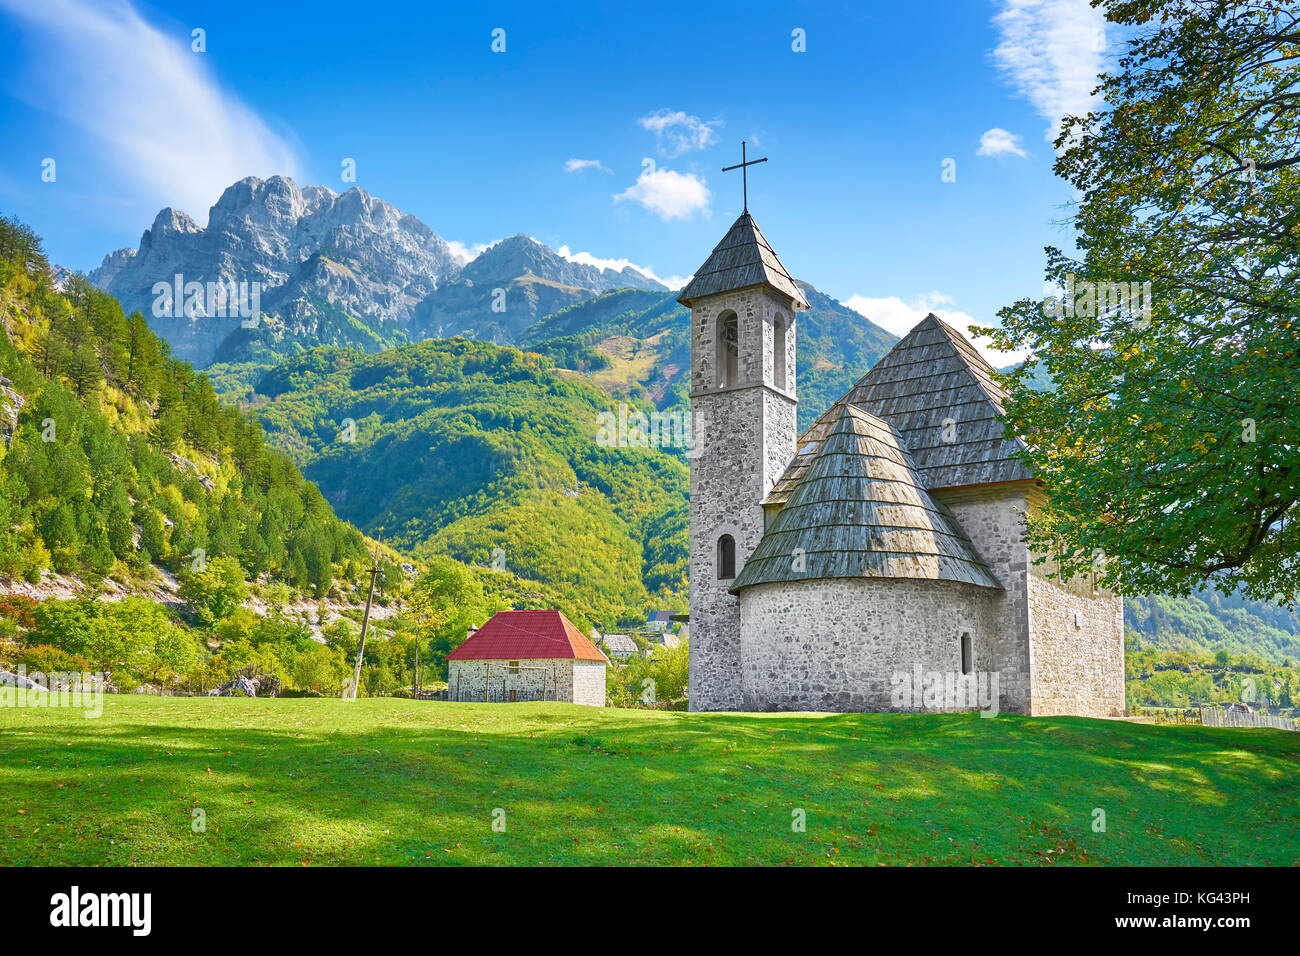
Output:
[
  {"xmin": 677, "ymin": 213, "xmax": 809, "ymax": 309},
  {"xmin": 765, "ymin": 313, "xmax": 1032, "ymax": 506},
  {"xmin": 732, "ymin": 403, "xmax": 1002, "ymax": 592}
]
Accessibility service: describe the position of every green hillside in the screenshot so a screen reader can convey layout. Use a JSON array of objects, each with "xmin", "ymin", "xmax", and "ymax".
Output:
[
  {"xmin": 249, "ymin": 339, "xmax": 689, "ymax": 626},
  {"xmin": 0, "ymin": 216, "xmax": 371, "ymax": 597},
  {"xmin": 2, "ymin": 696, "xmax": 1295, "ymax": 866},
  {"xmin": 1127, "ymin": 589, "xmax": 1300, "ymax": 662},
  {"xmin": 519, "ymin": 282, "xmax": 899, "ymax": 432}
]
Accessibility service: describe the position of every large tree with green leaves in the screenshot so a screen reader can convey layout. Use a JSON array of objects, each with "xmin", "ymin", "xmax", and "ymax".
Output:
[{"xmin": 982, "ymin": 0, "xmax": 1300, "ymax": 602}]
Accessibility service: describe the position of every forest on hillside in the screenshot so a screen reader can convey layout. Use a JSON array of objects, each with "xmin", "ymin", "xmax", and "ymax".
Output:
[
  {"xmin": 249, "ymin": 337, "xmax": 690, "ymax": 628},
  {"xmin": 0, "ymin": 214, "xmax": 372, "ymax": 595}
]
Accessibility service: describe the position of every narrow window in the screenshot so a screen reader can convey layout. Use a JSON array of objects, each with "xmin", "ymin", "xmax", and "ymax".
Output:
[
  {"xmin": 717, "ymin": 534, "xmax": 736, "ymax": 580},
  {"xmin": 960, "ymin": 633, "xmax": 973, "ymax": 675},
  {"xmin": 773, "ymin": 313, "xmax": 787, "ymax": 390},
  {"xmin": 508, "ymin": 660, "xmax": 519, "ymax": 673},
  {"xmin": 716, "ymin": 311, "xmax": 739, "ymax": 387}
]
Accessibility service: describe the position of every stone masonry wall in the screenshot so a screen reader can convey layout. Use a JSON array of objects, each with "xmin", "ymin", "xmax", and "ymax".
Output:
[
  {"xmin": 569, "ymin": 659, "xmax": 607, "ymax": 707},
  {"xmin": 737, "ymin": 577, "xmax": 1002, "ymax": 712},
  {"xmin": 689, "ymin": 286, "xmax": 798, "ymax": 711},
  {"xmin": 931, "ymin": 486, "xmax": 1032, "ymax": 714},
  {"xmin": 448, "ymin": 658, "xmax": 606, "ymax": 706},
  {"xmin": 1026, "ymin": 523, "xmax": 1125, "ymax": 717}
]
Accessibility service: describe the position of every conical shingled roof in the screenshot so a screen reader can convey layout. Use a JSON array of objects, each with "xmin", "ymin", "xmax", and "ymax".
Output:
[
  {"xmin": 765, "ymin": 313, "xmax": 1032, "ymax": 506},
  {"xmin": 677, "ymin": 212, "xmax": 809, "ymax": 309},
  {"xmin": 732, "ymin": 403, "xmax": 1002, "ymax": 592}
]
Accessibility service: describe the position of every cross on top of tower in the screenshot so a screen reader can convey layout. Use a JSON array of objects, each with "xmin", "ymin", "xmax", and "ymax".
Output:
[{"xmin": 722, "ymin": 141, "xmax": 768, "ymax": 214}]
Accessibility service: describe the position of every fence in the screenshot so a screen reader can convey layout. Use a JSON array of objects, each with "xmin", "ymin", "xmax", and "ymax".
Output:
[{"xmin": 1200, "ymin": 708, "xmax": 1297, "ymax": 731}]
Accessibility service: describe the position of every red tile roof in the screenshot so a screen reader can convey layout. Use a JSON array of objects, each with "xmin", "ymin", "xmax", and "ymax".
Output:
[{"xmin": 447, "ymin": 610, "xmax": 609, "ymax": 663}]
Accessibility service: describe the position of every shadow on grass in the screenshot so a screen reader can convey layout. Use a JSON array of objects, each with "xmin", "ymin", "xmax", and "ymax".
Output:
[{"xmin": 0, "ymin": 699, "xmax": 1296, "ymax": 866}]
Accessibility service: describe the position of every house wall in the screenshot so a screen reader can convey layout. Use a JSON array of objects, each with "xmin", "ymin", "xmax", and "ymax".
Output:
[
  {"xmin": 447, "ymin": 658, "xmax": 606, "ymax": 706},
  {"xmin": 736, "ymin": 577, "xmax": 1004, "ymax": 713},
  {"xmin": 689, "ymin": 286, "xmax": 799, "ymax": 711},
  {"xmin": 570, "ymin": 660, "xmax": 607, "ymax": 707}
]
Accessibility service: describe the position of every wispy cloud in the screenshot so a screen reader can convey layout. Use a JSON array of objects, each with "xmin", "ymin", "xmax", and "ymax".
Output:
[
  {"xmin": 615, "ymin": 159, "xmax": 710, "ymax": 221},
  {"xmin": 842, "ymin": 292, "xmax": 1031, "ymax": 366},
  {"xmin": 564, "ymin": 158, "xmax": 611, "ymax": 174},
  {"xmin": 0, "ymin": 0, "xmax": 301, "ymax": 222},
  {"xmin": 638, "ymin": 109, "xmax": 721, "ymax": 157},
  {"xmin": 977, "ymin": 127, "xmax": 1029, "ymax": 158},
  {"xmin": 991, "ymin": 0, "xmax": 1108, "ymax": 143}
]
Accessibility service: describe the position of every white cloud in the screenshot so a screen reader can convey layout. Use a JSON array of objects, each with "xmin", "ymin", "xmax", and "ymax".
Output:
[
  {"xmin": 638, "ymin": 109, "xmax": 721, "ymax": 157},
  {"xmin": 445, "ymin": 239, "xmax": 496, "ymax": 265},
  {"xmin": 992, "ymin": 0, "xmax": 1108, "ymax": 142},
  {"xmin": 554, "ymin": 245, "xmax": 687, "ymax": 290},
  {"xmin": 842, "ymin": 292, "xmax": 1032, "ymax": 367},
  {"xmin": 0, "ymin": 0, "xmax": 301, "ymax": 223},
  {"xmin": 564, "ymin": 158, "xmax": 611, "ymax": 174},
  {"xmin": 615, "ymin": 160, "xmax": 711, "ymax": 221},
  {"xmin": 977, "ymin": 127, "xmax": 1029, "ymax": 158}
]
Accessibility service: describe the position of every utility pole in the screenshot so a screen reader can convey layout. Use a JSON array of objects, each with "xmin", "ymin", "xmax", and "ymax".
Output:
[
  {"xmin": 348, "ymin": 548, "xmax": 382, "ymax": 701},
  {"xmin": 413, "ymin": 642, "xmax": 420, "ymax": 698}
]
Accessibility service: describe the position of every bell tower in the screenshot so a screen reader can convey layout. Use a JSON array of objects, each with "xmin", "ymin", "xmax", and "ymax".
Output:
[{"xmin": 680, "ymin": 210, "xmax": 807, "ymax": 711}]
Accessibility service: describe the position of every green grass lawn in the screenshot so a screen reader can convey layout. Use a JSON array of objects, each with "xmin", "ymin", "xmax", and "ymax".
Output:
[{"xmin": 1, "ymin": 696, "xmax": 1296, "ymax": 866}]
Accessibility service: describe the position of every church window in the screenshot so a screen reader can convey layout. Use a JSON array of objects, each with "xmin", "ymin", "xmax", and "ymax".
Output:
[
  {"xmin": 717, "ymin": 534, "xmax": 736, "ymax": 579},
  {"xmin": 960, "ymin": 633, "xmax": 973, "ymax": 675},
  {"xmin": 717, "ymin": 311, "xmax": 739, "ymax": 387},
  {"xmin": 773, "ymin": 313, "xmax": 787, "ymax": 390}
]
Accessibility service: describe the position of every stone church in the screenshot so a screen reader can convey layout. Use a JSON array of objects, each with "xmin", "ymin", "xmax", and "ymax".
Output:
[{"xmin": 679, "ymin": 212, "xmax": 1124, "ymax": 717}]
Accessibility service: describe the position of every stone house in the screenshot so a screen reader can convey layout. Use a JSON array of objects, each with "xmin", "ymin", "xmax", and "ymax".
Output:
[
  {"xmin": 681, "ymin": 211, "xmax": 1125, "ymax": 717},
  {"xmin": 598, "ymin": 634, "xmax": 639, "ymax": 660},
  {"xmin": 447, "ymin": 610, "xmax": 608, "ymax": 706}
]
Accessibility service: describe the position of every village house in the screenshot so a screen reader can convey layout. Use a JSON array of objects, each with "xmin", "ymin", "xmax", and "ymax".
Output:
[
  {"xmin": 597, "ymin": 633, "xmax": 639, "ymax": 660},
  {"xmin": 447, "ymin": 610, "xmax": 608, "ymax": 706},
  {"xmin": 645, "ymin": 611, "xmax": 676, "ymax": 631}
]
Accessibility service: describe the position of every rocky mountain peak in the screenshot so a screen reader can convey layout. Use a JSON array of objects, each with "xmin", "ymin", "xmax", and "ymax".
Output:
[
  {"xmin": 90, "ymin": 176, "xmax": 672, "ymax": 365},
  {"xmin": 90, "ymin": 176, "xmax": 466, "ymax": 366}
]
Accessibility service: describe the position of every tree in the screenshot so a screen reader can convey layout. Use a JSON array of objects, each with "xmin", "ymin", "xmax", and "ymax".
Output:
[
  {"xmin": 980, "ymin": 0, "xmax": 1300, "ymax": 603},
  {"xmin": 405, "ymin": 556, "xmax": 499, "ymax": 678},
  {"xmin": 179, "ymin": 555, "xmax": 248, "ymax": 626}
]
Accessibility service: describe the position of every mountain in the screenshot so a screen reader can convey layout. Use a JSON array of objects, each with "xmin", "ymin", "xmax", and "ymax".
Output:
[
  {"xmin": 90, "ymin": 176, "xmax": 462, "ymax": 367},
  {"xmin": 519, "ymin": 281, "xmax": 899, "ymax": 432},
  {"xmin": 250, "ymin": 339, "xmax": 688, "ymax": 626},
  {"xmin": 0, "ymin": 213, "xmax": 375, "ymax": 599},
  {"xmin": 410, "ymin": 235, "xmax": 666, "ymax": 344},
  {"xmin": 1126, "ymin": 590, "xmax": 1300, "ymax": 662},
  {"xmin": 89, "ymin": 179, "xmax": 670, "ymax": 368}
]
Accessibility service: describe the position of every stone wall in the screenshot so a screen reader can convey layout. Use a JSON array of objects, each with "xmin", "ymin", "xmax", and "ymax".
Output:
[
  {"xmin": 688, "ymin": 286, "xmax": 799, "ymax": 711},
  {"xmin": 931, "ymin": 485, "xmax": 1033, "ymax": 714},
  {"xmin": 570, "ymin": 659, "xmax": 607, "ymax": 707},
  {"xmin": 448, "ymin": 658, "xmax": 606, "ymax": 706},
  {"xmin": 737, "ymin": 577, "xmax": 1002, "ymax": 712},
  {"xmin": 1026, "ymin": 538, "xmax": 1125, "ymax": 717}
]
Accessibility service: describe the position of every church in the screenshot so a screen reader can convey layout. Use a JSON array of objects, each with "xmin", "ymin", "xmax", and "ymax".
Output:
[{"xmin": 679, "ymin": 208, "xmax": 1125, "ymax": 717}]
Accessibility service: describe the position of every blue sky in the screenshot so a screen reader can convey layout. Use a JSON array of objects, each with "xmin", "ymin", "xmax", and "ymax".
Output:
[{"xmin": 0, "ymin": 0, "xmax": 1112, "ymax": 360}]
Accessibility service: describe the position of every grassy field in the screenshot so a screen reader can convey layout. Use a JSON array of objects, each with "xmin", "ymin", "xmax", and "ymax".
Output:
[{"xmin": 1, "ymin": 696, "xmax": 1296, "ymax": 866}]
